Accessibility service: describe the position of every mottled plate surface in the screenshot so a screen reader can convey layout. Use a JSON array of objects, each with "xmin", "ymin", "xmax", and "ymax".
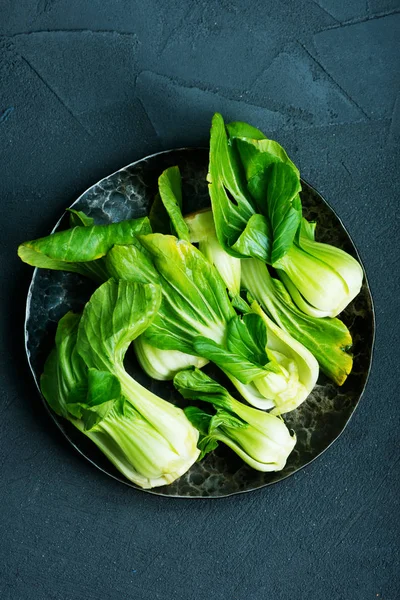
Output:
[{"xmin": 25, "ymin": 148, "xmax": 375, "ymax": 498}]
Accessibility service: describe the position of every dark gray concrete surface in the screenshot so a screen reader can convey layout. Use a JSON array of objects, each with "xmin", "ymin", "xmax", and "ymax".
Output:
[{"xmin": 0, "ymin": 2, "xmax": 399, "ymax": 599}]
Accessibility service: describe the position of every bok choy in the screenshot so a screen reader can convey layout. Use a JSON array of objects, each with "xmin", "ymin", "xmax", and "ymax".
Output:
[
  {"xmin": 41, "ymin": 279, "xmax": 200, "ymax": 489},
  {"xmin": 174, "ymin": 369, "xmax": 296, "ymax": 471},
  {"xmin": 208, "ymin": 113, "xmax": 363, "ymax": 317}
]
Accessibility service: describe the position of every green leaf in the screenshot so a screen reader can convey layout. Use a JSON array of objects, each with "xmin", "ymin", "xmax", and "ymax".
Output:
[
  {"xmin": 77, "ymin": 279, "xmax": 162, "ymax": 373},
  {"xmin": 20, "ymin": 218, "xmax": 152, "ymax": 263},
  {"xmin": 18, "ymin": 217, "xmax": 152, "ymax": 282},
  {"xmin": 226, "ymin": 121, "xmax": 267, "ymax": 141},
  {"xmin": 184, "ymin": 406, "xmax": 219, "ymax": 460},
  {"xmin": 186, "ymin": 405, "xmax": 249, "ymax": 461},
  {"xmin": 232, "ymin": 140, "xmax": 302, "ymax": 264},
  {"xmin": 67, "ymin": 208, "xmax": 95, "ymax": 227},
  {"xmin": 174, "ymin": 368, "xmax": 232, "ymax": 409},
  {"xmin": 191, "ymin": 313, "xmax": 275, "ymax": 385},
  {"xmin": 226, "ymin": 120, "xmax": 302, "ymax": 264},
  {"xmin": 107, "ymin": 235, "xmax": 234, "ymax": 355},
  {"xmin": 210, "ymin": 409, "xmax": 247, "ymax": 431},
  {"xmin": 230, "ymin": 214, "xmax": 271, "ymax": 262},
  {"xmin": 231, "ymin": 136, "xmax": 299, "ymax": 180},
  {"xmin": 197, "ymin": 436, "xmax": 219, "ymax": 460},
  {"xmin": 85, "ymin": 369, "xmax": 121, "ymax": 407},
  {"xmin": 158, "ymin": 166, "xmax": 190, "ymax": 241},
  {"xmin": 264, "ymin": 163, "xmax": 302, "ymax": 264},
  {"xmin": 226, "ymin": 313, "xmax": 269, "ymax": 366},
  {"xmin": 106, "ymin": 241, "xmax": 161, "ymax": 286},
  {"xmin": 193, "ymin": 336, "xmax": 268, "ymax": 384},
  {"xmin": 230, "ymin": 294, "xmax": 250, "ymax": 313},
  {"xmin": 175, "ymin": 368, "xmax": 296, "ymax": 470},
  {"xmin": 40, "ymin": 312, "xmax": 87, "ymax": 418},
  {"xmin": 184, "ymin": 406, "xmax": 212, "ymax": 436},
  {"xmin": 209, "ymin": 114, "xmax": 302, "ymax": 265},
  {"xmin": 207, "ymin": 113, "xmax": 261, "ymax": 256},
  {"xmin": 66, "ymin": 369, "xmax": 122, "ymax": 430}
]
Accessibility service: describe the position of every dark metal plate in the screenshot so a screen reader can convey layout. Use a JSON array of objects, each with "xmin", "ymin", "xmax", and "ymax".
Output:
[{"xmin": 24, "ymin": 148, "xmax": 375, "ymax": 497}]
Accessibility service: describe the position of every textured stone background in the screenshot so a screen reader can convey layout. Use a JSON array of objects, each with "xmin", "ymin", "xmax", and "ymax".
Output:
[{"xmin": 0, "ymin": 2, "xmax": 399, "ymax": 599}]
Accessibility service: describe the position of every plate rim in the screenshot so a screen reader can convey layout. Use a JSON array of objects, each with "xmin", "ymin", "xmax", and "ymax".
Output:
[{"xmin": 24, "ymin": 147, "xmax": 376, "ymax": 499}]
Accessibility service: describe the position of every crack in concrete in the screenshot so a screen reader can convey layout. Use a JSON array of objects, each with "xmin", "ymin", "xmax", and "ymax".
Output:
[
  {"xmin": 19, "ymin": 53, "xmax": 93, "ymax": 137},
  {"xmin": 319, "ymin": 8, "xmax": 400, "ymax": 31},
  {"xmin": 299, "ymin": 42, "xmax": 370, "ymax": 120},
  {"xmin": 309, "ymin": 0, "xmax": 340, "ymax": 23},
  {"xmin": 158, "ymin": 4, "xmax": 194, "ymax": 55},
  {"xmin": 134, "ymin": 94, "xmax": 161, "ymax": 140}
]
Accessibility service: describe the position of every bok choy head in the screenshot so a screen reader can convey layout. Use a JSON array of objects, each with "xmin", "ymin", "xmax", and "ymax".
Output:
[
  {"xmin": 193, "ymin": 308, "xmax": 318, "ymax": 415},
  {"xmin": 41, "ymin": 279, "xmax": 200, "ymax": 489},
  {"xmin": 174, "ymin": 369, "xmax": 296, "ymax": 472},
  {"xmin": 208, "ymin": 113, "xmax": 363, "ymax": 317},
  {"xmin": 106, "ymin": 233, "xmax": 236, "ymax": 353},
  {"xmin": 274, "ymin": 219, "xmax": 364, "ymax": 318}
]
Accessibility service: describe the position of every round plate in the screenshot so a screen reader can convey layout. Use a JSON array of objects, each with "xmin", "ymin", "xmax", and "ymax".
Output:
[{"xmin": 25, "ymin": 148, "xmax": 375, "ymax": 498}]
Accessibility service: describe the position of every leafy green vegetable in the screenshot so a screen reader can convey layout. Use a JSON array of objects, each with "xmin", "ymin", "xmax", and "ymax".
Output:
[
  {"xmin": 138, "ymin": 169, "xmax": 237, "ymax": 379},
  {"xmin": 41, "ymin": 311, "xmax": 87, "ymax": 419},
  {"xmin": 228, "ymin": 132, "xmax": 302, "ymax": 264},
  {"xmin": 183, "ymin": 407, "xmax": 220, "ymax": 459},
  {"xmin": 241, "ymin": 258, "xmax": 353, "ymax": 385},
  {"xmin": 107, "ymin": 234, "xmax": 236, "ymax": 354},
  {"xmin": 208, "ymin": 113, "xmax": 303, "ymax": 264},
  {"xmin": 175, "ymin": 369, "xmax": 296, "ymax": 471},
  {"xmin": 18, "ymin": 217, "xmax": 151, "ymax": 282},
  {"xmin": 67, "ymin": 208, "xmax": 95, "ymax": 228},
  {"xmin": 227, "ymin": 125, "xmax": 299, "ymax": 181},
  {"xmin": 207, "ymin": 113, "xmax": 271, "ymax": 261},
  {"xmin": 224, "ymin": 117, "xmax": 364, "ymax": 314},
  {"xmin": 184, "ymin": 209, "xmax": 320, "ymax": 410},
  {"xmin": 226, "ymin": 120, "xmax": 267, "ymax": 141},
  {"xmin": 275, "ymin": 218, "xmax": 364, "ymax": 317},
  {"xmin": 106, "ymin": 234, "xmax": 235, "ymax": 378},
  {"xmin": 41, "ymin": 279, "xmax": 200, "ymax": 489},
  {"xmin": 158, "ymin": 166, "xmax": 190, "ymax": 241},
  {"xmin": 194, "ymin": 307, "xmax": 317, "ymax": 414}
]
